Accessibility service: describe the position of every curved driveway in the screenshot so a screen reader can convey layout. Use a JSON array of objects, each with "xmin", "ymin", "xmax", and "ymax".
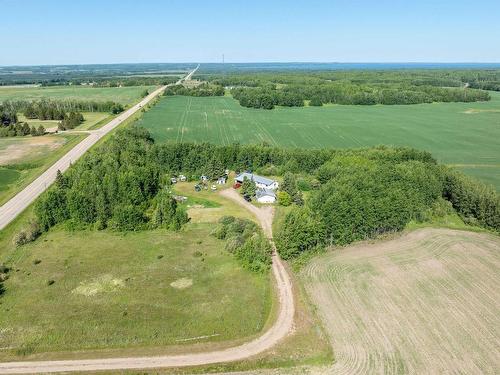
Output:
[{"xmin": 0, "ymin": 189, "xmax": 294, "ymax": 374}]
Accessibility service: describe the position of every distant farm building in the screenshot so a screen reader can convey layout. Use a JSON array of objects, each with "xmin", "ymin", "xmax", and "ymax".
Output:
[{"xmin": 234, "ymin": 173, "xmax": 279, "ymax": 190}]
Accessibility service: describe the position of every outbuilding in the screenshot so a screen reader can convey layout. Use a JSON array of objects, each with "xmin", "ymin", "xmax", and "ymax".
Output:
[
  {"xmin": 234, "ymin": 172, "xmax": 279, "ymax": 190},
  {"xmin": 256, "ymin": 188, "xmax": 276, "ymax": 204}
]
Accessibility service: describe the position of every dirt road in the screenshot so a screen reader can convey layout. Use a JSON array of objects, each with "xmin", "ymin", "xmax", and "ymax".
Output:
[
  {"xmin": 0, "ymin": 67, "xmax": 198, "ymax": 231},
  {"xmin": 0, "ymin": 188, "xmax": 294, "ymax": 374}
]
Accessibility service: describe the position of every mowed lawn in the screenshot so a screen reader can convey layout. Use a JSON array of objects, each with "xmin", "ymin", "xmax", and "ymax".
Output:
[
  {"xmin": 138, "ymin": 94, "xmax": 500, "ymax": 189},
  {"xmin": 0, "ymin": 85, "xmax": 156, "ymax": 105},
  {"xmin": 301, "ymin": 228, "xmax": 500, "ymax": 374},
  {"xmin": 0, "ymin": 223, "xmax": 271, "ymax": 359}
]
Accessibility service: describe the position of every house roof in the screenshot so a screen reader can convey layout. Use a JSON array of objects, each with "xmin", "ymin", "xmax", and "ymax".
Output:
[
  {"xmin": 256, "ymin": 188, "xmax": 276, "ymax": 199},
  {"xmin": 235, "ymin": 172, "xmax": 276, "ymax": 186}
]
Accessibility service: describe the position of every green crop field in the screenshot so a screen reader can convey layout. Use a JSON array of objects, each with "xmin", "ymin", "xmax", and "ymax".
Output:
[
  {"xmin": 138, "ymin": 93, "xmax": 500, "ymax": 189},
  {"xmin": 0, "ymin": 85, "xmax": 156, "ymax": 105}
]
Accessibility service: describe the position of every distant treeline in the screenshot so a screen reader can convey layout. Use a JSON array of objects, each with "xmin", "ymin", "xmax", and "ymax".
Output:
[
  {"xmin": 164, "ymin": 83, "xmax": 225, "ymax": 97},
  {"xmin": 1, "ymin": 99, "xmax": 124, "ymax": 116},
  {"xmin": 197, "ymin": 69, "xmax": 499, "ymax": 109},
  {"xmin": 0, "ymin": 63, "xmax": 195, "ymax": 86},
  {"xmin": 230, "ymin": 83, "xmax": 489, "ymax": 109},
  {"xmin": 33, "ymin": 128, "xmax": 499, "ymax": 251},
  {"xmin": 39, "ymin": 76, "xmax": 179, "ymax": 87}
]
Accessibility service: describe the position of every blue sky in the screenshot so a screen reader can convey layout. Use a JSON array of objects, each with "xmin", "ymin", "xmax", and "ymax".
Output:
[{"xmin": 1, "ymin": 0, "xmax": 499, "ymax": 65}]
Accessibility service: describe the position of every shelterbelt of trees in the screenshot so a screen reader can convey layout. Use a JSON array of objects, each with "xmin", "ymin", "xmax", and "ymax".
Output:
[
  {"xmin": 0, "ymin": 103, "xmax": 45, "ymax": 137},
  {"xmin": 198, "ymin": 69, "xmax": 498, "ymax": 109},
  {"xmin": 164, "ymin": 83, "xmax": 225, "ymax": 97},
  {"xmin": 32, "ymin": 128, "xmax": 499, "ymax": 263},
  {"xmin": 2, "ymin": 99, "xmax": 124, "ymax": 116}
]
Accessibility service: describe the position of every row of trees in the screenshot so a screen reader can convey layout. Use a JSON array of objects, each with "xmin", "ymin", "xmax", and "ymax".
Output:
[
  {"xmin": 1, "ymin": 99, "xmax": 124, "ymax": 115},
  {"xmin": 230, "ymin": 84, "xmax": 490, "ymax": 109},
  {"xmin": 207, "ymin": 69, "xmax": 500, "ymax": 91},
  {"xmin": 164, "ymin": 83, "xmax": 225, "ymax": 97},
  {"xmin": 231, "ymin": 88, "xmax": 304, "ymax": 109},
  {"xmin": 0, "ymin": 122, "xmax": 45, "ymax": 137}
]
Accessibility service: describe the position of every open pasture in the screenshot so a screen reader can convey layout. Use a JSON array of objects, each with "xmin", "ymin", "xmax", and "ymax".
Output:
[
  {"xmin": 0, "ymin": 85, "xmax": 156, "ymax": 105},
  {"xmin": 0, "ymin": 223, "xmax": 271, "ymax": 360},
  {"xmin": 138, "ymin": 94, "xmax": 500, "ymax": 189},
  {"xmin": 301, "ymin": 228, "xmax": 500, "ymax": 374}
]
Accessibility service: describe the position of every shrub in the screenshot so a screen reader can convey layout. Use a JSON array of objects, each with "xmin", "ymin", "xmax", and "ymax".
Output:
[
  {"xmin": 13, "ymin": 220, "xmax": 42, "ymax": 246},
  {"xmin": 275, "ymin": 207, "xmax": 325, "ymax": 259},
  {"xmin": 277, "ymin": 191, "xmax": 292, "ymax": 206},
  {"xmin": 211, "ymin": 216, "xmax": 272, "ymax": 272}
]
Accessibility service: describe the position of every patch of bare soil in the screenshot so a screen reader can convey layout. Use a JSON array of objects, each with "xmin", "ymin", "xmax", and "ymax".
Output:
[
  {"xmin": 302, "ymin": 228, "xmax": 500, "ymax": 374},
  {"xmin": 0, "ymin": 136, "xmax": 65, "ymax": 165}
]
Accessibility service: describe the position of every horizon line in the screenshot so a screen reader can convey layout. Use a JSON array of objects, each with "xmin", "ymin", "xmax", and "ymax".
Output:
[{"xmin": 2, "ymin": 61, "xmax": 500, "ymax": 68}]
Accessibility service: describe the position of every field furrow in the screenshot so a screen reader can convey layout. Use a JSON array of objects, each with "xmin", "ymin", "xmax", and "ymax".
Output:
[{"xmin": 301, "ymin": 228, "xmax": 500, "ymax": 374}]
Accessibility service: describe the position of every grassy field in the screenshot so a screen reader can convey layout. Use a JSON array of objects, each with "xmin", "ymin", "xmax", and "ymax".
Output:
[
  {"xmin": 138, "ymin": 94, "xmax": 500, "ymax": 189},
  {"xmin": 301, "ymin": 228, "xmax": 500, "ymax": 374},
  {"xmin": 0, "ymin": 134, "xmax": 86, "ymax": 205},
  {"xmin": 0, "ymin": 85, "xmax": 156, "ymax": 105},
  {"xmin": 0, "ymin": 184, "xmax": 331, "ymax": 369},
  {"xmin": 0, "ymin": 223, "xmax": 270, "ymax": 359},
  {"xmin": 18, "ymin": 112, "xmax": 110, "ymax": 131}
]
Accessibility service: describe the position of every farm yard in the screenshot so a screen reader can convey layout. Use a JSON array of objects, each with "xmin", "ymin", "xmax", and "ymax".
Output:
[
  {"xmin": 301, "ymin": 228, "xmax": 500, "ymax": 374},
  {"xmin": 0, "ymin": 85, "xmax": 157, "ymax": 105},
  {"xmin": 138, "ymin": 93, "xmax": 500, "ymax": 189}
]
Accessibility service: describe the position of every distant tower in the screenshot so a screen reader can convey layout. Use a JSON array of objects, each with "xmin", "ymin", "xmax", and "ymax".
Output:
[{"xmin": 222, "ymin": 54, "xmax": 225, "ymax": 77}]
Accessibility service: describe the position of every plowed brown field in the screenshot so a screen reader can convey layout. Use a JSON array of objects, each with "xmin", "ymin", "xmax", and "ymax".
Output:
[{"xmin": 302, "ymin": 229, "xmax": 500, "ymax": 374}]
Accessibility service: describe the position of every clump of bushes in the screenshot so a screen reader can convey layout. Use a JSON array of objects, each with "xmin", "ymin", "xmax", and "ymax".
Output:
[
  {"xmin": 13, "ymin": 220, "xmax": 42, "ymax": 246},
  {"xmin": 0, "ymin": 265, "xmax": 10, "ymax": 296},
  {"xmin": 58, "ymin": 111, "xmax": 84, "ymax": 130},
  {"xmin": 442, "ymin": 167, "xmax": 500, "ymax": 231},
  {"xmin": 211, "ymin": 216, "xmax": 272, "ymax": 273}
]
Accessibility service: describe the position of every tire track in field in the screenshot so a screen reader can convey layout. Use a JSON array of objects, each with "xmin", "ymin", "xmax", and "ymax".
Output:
[{"xmin": 301, "ymin": 229, "xmax": 500, "ymax": 374}]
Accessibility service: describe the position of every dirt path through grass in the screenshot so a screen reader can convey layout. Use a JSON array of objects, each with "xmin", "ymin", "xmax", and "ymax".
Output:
[{"xmin": 0, "ymin": 187, "xmax": 295, "ymax": 374}]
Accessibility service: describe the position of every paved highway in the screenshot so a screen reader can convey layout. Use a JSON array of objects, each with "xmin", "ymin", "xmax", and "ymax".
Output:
[{"xmin": 0, "ymin": 66, "xmax": 198, "ymax": 230}]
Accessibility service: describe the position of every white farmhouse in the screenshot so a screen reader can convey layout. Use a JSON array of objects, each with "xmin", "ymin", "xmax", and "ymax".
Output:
[{"xmin": 234, "ymin": 173, "xmax": 279, "ymax": 190}]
